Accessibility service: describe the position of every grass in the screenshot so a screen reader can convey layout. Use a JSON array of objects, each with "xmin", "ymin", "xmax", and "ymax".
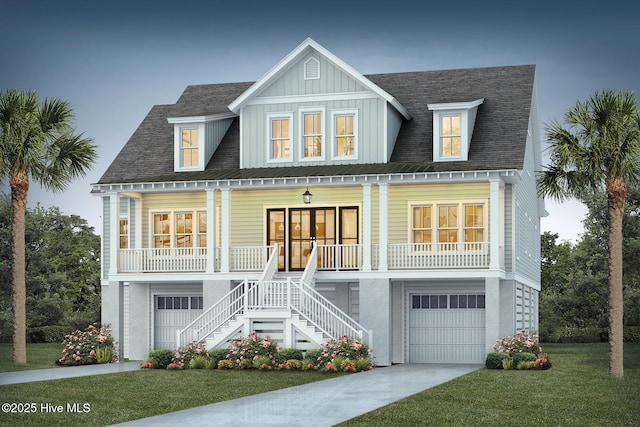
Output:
[
  {"xmin": 0, "ymin": 343, "xmax": 62, "ymax": 372},
  {"xmin": 1, "ymin": 343, "xmax": 639, "ymax": 426},
  {"xmin": 338, "ymin": 342, "xmax": 640, "ymax": 427}
]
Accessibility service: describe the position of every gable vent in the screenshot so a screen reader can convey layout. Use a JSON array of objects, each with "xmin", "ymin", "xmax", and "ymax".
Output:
[{"xmin": 304, "ymin": 58, "xmax": 320, "ymax": 80}]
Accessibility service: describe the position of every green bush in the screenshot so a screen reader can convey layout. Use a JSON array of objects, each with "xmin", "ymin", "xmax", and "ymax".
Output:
[
  {"xmin": 517, "ymin": 361, "xmax": 536, "ymax": 370},
  {"xmin": 278, "ymin": 348, "xmax": 303, "ymax": 360},
  {"xmin": 147, "ymin": 349, "xmax": 174, "ymax": 369},
  {"xmin": 624, "ymin": 326, "xmax": 640, "ymax": 342},
  {"xmin": 28, "ymin": 326, "xmax": 70, "ymax": 343},
  {"xmin": 304, "ymin": 349, "xmax": 321, "ymax": 362},
  {"xmin": 485, "ymin": 352, "xmax": 511, "ymax": 369},
  {"xmin": 217, "ymin": 359, "xmax": 234, "ymax": 369},
  {"xmin": 285, "ymin": 359, "xmax": 303, "ymax": 370},
  {"xmin": 512, "ymin": 352, "xmax": 537, "ymax": 367},
  {"xmin": 190, "ymin": 355, "xmax": 208, "ymax": 369},
  {"xmin": 208, "ymin": 348, "xmax": 228, "ymax": 366},
  {"xmin": 548, "ymin": 326, "xmax": 606, "ymax": 343},
  {"xmin": 254, "ymin": 355, "xmax": 273, "ymax": 370}
]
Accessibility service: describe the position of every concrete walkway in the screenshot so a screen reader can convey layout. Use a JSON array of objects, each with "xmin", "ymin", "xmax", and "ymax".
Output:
[
  {"xmin": 113, "ymin": 363, "xmax": 480, "ymax": 427},
  {"xmin": 0, "ymin": 361, "xmax": 141, "ymax": 385},
  {"xmin": 1, "ymin": 362, "xmax": 480, "ymax": 426}
]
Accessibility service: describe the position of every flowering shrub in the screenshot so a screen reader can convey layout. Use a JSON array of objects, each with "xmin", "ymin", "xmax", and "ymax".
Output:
[
  {"xmin": 141, "ymin": 361, "xmax": 154, "ymax": 369},
  {"xmin": 57, "ymin": 324, "xmax": 117, "ymax": 366},
  {"xmin": 493, "ymin": 331, "xmax": 542, "ymax": 356},
  {"xmin": 534, "ymin": 354, "xmax": 552, "ymax": 370},
  {"xmin": 171, "ymin": 341, "xmax": 207, "ymax": 369},
  {"xmin": 314, "ymin": 335, "xmax": 373, "ymax": 372},
  {"xmin": 225, "ymin": 331, "xmax": 279, "ymax": 369}
]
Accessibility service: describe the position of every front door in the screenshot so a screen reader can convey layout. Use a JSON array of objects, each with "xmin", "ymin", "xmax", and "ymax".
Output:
[{"xmin": 289, "ymin": 208, "xmax": 335, "ymax": 270}]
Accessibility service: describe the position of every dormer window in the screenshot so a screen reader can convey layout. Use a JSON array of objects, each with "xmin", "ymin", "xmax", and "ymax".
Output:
[
  {"xmin": 180, "ymin": 128, "xmax": 199, "ymax": 167},
  {"xmin": 304, "ymin": 57, "xmax": 320, "ymax": 80},
  {"xmin": 428, "ymin": 99, "xmax": 484, "ymax": 162}
]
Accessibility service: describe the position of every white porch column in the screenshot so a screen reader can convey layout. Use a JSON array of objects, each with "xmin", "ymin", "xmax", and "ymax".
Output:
[
  {"xmin": 108, "ymin": 193, "xmax": 119, "ymax": 276},
  {"xmin": 134, "ymin": 198, "xmax": 142, "ymax": 249},
  {"xmin": 220, "ymin": 188, "xmax": 230, "ymax": 273},
  {"xmin": 378, "ymin": 183, "xmax": 388, "ymax": 271},
  {"xmin": 484, "ymin": 277, "xmax": 500, "ymax": 355},
  {"xmin": 489, "ymin": 179, "xmax": 502, "ymax": 270},
  {"xmin": 362, "ymin": 183, "xmax": 372, "ymax": 271},
  {"xmin": 206, "ymin": 189, "xmax": 216, "ymax": 274}
]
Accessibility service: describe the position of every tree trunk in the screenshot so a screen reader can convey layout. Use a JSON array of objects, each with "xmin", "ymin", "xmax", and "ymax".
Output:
[
  {"xmin": 606, "ymin": 176, "xmax": 625, "ymax": 378},
  {"xmin": 10, "ymin": 170, "xmax": 29, "ymax": 364}
]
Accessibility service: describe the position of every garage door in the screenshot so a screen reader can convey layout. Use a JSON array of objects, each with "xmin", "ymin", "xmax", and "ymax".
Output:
[
  {"xmin": 408, "ymin": 293, "xmax": 485, "ymax": 363},
  {"xmin": 154, "ymin": 295, "xmax": 203, "ymax": 350}
]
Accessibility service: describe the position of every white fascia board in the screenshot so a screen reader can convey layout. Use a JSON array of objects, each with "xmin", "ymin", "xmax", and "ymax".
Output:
[
  {"xmin": 167, "ymin": 112, "xmax": 237, "ymax": 124},
  {"xmin": 227, "ymin": 37, "xmax": 411, "ymax": 120},
  {"xmin": 428, "ymin": 98, "xmax": 485, "ymax": 111}
]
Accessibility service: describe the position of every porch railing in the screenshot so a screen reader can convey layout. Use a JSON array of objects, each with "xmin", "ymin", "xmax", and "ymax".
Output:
[
  {"xmin": 386, "ymin": 242, "xmax": 489, "ymax": 269},
  {"xmin": 317, "ymin": 244, "xmax": 362, "ymax": 270},
  {"xmin": 119, "ymin": 242, "xmax": 489, "ymax": 273},
  {"xmin": 118, "ymin": 247, "xmax": 207, "ymax": 273}
]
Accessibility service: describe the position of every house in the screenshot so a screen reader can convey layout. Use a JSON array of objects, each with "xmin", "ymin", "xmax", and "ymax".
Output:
[{"xmin": 92, "ymin": 38, "xmax": 543, "ymax": 365}]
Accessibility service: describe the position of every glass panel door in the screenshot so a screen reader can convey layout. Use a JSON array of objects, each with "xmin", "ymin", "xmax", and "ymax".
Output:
[
  {"xmin": 267, "ymin": 209, "xmax": 285, "ymax": 270},
  {"xmin": 289, "ymin": 208, "xmax": 335, "ymax": 271}
]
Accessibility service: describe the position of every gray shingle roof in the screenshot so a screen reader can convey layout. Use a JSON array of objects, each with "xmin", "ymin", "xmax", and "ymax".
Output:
[{"xmin": 97, "ymin": 65, "xmax": 535, "ymax": 184}]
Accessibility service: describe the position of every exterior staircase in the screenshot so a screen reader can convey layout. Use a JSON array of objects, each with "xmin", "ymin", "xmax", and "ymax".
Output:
[{"xmin": 176, "ymin": 244, "xmax": 370, "ymax": 351}]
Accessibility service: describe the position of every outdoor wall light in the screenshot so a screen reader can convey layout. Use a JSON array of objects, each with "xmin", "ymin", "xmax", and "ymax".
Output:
[{"xmin": 302, "ymin": 187, "xmax": 313, "ymax": 204}]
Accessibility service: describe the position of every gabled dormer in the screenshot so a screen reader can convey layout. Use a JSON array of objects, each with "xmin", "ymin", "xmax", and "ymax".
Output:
[
  {"xmin": 228, "ymin": 38, "xmax": 411, "ymax": 169},
  {"xmin": 168, "ymin": 113, "xmax": 235, "ymax": 172},
  {"xmin": 427, "ymin": 99, "xmax": 484, "ymax": 162}
]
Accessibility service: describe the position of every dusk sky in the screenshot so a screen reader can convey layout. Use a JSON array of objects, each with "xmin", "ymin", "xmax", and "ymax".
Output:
[{"xmin": 2, "ymin": 0, "xmax": 639, "ymax": 242}]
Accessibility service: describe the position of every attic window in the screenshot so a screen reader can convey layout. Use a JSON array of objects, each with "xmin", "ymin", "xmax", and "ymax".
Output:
[
  {"xmin": 428, "ymin": 99, "xmax": 484, "ymax": 162},
  {"xmin": 304, "ymin": 57, "xmax": 320, "ymax": 80}
]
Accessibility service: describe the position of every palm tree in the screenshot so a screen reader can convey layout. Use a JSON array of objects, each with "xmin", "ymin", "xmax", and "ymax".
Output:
[
  {"xmin": 538, "ymin": 90, "xmax": 640, "ymax": 378},
  {"xmin": 0, "ymin": 89, "xmax": 97, "ymax": 364}
]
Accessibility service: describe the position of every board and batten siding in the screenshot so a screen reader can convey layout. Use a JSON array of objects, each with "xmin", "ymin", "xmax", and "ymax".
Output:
[
  {"xmin": 205, "ymin": 118, "xmax": 233, "ymax": 163},
  {"xmin": 240, "ymin": 97, "xmax": 385, "ymax": 169},
  {"xmin": 386, "ymin": 106, "xmax": 404, "ymax": 161},
  {"xmin": 386, "ymin": 182, "xmax": 490, "ymax": 244},
  {"xmin": 258, "ymin": 51, "xmax": 369, "ymax": 98}
]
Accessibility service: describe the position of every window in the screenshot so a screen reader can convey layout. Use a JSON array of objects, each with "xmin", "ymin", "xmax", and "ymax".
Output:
[
  {"xmin": 411, "ymin": 202, "xmax": 486, "ymax": 247},
  {"xmin": 412, "ymin": 294, "xmax": 485, "ymax": 309},
  {"xmin": 268, "ymin": 114, "xmax": 292, "ymax": 162},
  {"xmin": 438, "ymin": 205, "xmax": 458, "ymax": 243},
  {"xmin": 157, "ymin": 296, "xmax": 203, "ymax": 310},
  {"xmin": 332, "ymin": 110, "xmax": 357, "ymax": 159},
  {"xmin": 198, "ymin": 212, "xmax": 207, "ymax": 248},
  {"xmin": 119, "ymin": 219, "xmax": 129, "ymax": 249},
  {"xmin": 440, "ymin": 115, "xmax": 461, "ymax": 157},
  {"xmin": 301, "ymin": 110, "xmax": 323, "ymax": 160},
  {"xmin": 151, "ymin": 211, "xmax": 206, "ymax": 248},
  {"xmin": 153, "ymin": 213, "xmax": 171, "ymax": 248},
  {"xmin": 464, "ymin": 205, "xmax": 484, "ymax": 245},
  {"xmin": 412, "ymin": 206, "xmax": 432, "ymax": 244},
  {"xmin": 428, "ymin": 99, "xmax": 484, "ymax": 162},
  {"xmin": 180, "ymin": 128, "xmax": 199, "ymax": 167},
  {"xmin": 175, "ymin": 212, "xmax": 193, "ymax": 248}
]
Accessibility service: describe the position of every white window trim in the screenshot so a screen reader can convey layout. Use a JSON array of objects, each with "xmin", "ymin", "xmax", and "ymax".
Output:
[
  {"xmin": 149, "ymin": 209, "xmax": 207, "ymax": 248},
  {"xmin": 408, "ymin": 199, "xmax": 488, "ymax": 251},
  {"xmin": 266, "ymin": 112, "xmax": 293, "ymax": 164},
  {"xmin": 299, "ymin": 107, "xmax": 325, "ymax": 162},
  {"xmin": 331, "ymin": 109, "xmax": 358, "ymax": 160},
  {"xmin": 173, "ymin": 123, "xmax": 205, "ymax": 171},
  {"xmin": 428, "ymin": 99, "xmax": 484, "ymax": 162},
  {"xmin": 304, "ymin": 57, "xmax": 320, "ymax": 80}
]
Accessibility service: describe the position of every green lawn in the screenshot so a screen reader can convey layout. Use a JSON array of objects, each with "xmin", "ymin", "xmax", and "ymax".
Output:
[
  {"xmin": 0, "ymin": 343, "xmax": 62, "ymax": 372},
  {"xmin": 1, "ymin": 343, "xmax": 639, "ymax": 426},
  {"xmin": 339, "ymin": 342, "xmax": 640, "ymax": 427}
]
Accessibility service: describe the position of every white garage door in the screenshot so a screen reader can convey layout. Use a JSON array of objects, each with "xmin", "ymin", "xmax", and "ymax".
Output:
[
  {"xmin": 408, "ymin": 293, "xmax": 485, "ymax": 363},
  {"xmin": 154, "ymin": 295, "xmax": 203, "ymax": 350}
]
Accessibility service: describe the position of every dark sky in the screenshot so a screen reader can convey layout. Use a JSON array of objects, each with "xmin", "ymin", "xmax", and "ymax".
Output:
[{"xmin": 2, "ymin": 0, "xmax": 639, "ymax": 240}]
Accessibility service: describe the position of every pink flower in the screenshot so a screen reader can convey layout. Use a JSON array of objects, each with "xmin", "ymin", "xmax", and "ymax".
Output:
[{"xmin": 99, "ymin": 335, "xmax": 107, "ymax": 343}]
